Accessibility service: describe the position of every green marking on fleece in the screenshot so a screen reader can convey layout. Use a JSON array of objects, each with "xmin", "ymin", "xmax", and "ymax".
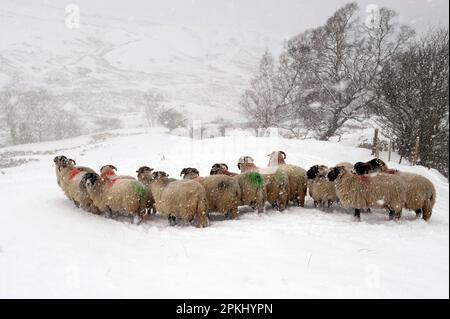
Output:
[
  {"xmin": 133, "ymin": 181, "xmax": 146, "ymax": 202},
  {"xmin": 247, "ymin": 172, "xmax": 264, "ymax": 189}
]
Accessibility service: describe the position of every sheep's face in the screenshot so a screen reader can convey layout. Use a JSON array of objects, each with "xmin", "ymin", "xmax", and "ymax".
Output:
[
  {"xmin": 81, "ymin": 173, "xmax": 99, "ymax": 191},
  {"xmin": 54, "ymin": 155, "xmax": 67, "ymax": 165},
  {"xmin": 353, "ymin": 162, "xmax": 371, "ymax": 175},
  {"xmin": 180, "ymin": 168, "xmax": 200, "ymax": 179},
  {"xmin": 268, "ymin": 151, "xmax": 286, "ymax": 166},
  {"xmin": 100, "ymin": 165, "xmax": 117, "ymax": 177},
  {"xmin": 237, "ymin": 156, "xmax": 254, "ymax": 170},
  {"xmin": 327, "ymin": 167, "xmax": 343, "ymax": 182},
  {"xmin": 210, "ymin": 163, "xmax": 228, "ymax": 175},
  {"xmin": 368, "ymin": 158, "xmax": 387, "ymax": 172},
  {"xmin": 151, "ymin": 171, "xmax": 169, "ymax": 181},
  {"xmin": 136, "ymin": 166, "xmax": 154, "ymax": 180},
  {"xmin": 306, "ymin": 165, "xmax": 319, "ymax": 179}
]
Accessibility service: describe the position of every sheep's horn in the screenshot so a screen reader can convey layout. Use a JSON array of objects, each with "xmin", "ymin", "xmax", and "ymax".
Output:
[
  {"xmin": 280, "ymin": 151, "xmax": 286, "ymax": 159},
  {"xmin": 69, "ymin": 159, "xmax": 76, "ymax": 166},
  {"xmin": 180, "ymin": 168, "xmax": 187, "ymax": 177},
  {"xmin": 111, "ymin": 165, "xmax": 117, "ymax": 171}
]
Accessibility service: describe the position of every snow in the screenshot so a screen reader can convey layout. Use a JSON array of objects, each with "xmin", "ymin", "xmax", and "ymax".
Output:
[{"xmin": 0, "ymin": 128, "xmax": 448, "ymax": 298}]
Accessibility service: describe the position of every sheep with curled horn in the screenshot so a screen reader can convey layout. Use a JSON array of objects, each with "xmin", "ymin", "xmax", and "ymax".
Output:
[
  {"xmin": 181, "ymin": 167, "xmax": 241, "ymax": 220},
  {"xmin": 327, "ymin": 165, "xmax": 407, "ymax": 221},
  {"xmin": 354, "ymin": 158, "xmax": 436, "ymax": 221},
  {"xmin": 306, "ymin": 165, "xmax": 338, "ymax": 208},
  {"xmin": 53, "ymin": 156, "xmax": 100, "ymax": 214},
  {"xmin": 100, "ymin": 164, "xmax": 136, "ymax": 180},
  {"xmin": 267, "ymin": 151, "xmax": 307, "ymax": 207},
  {"xmin": 209, "ymin": 163, "xmax": 238, "ymax": 176},
  {"xmin": 80, "ymin": 172, "xmax": 148, "ymax": 224},
  {"xmin": 136, "ymin": 166, "xmax": 156, "ymax": 214},
  {"xmin": 238, "ymin": 156, "xmax": 288, "ymax": 211},
  {"xmin": 147, "ymin": 171, "xmax": 209, "ymax": 227}
]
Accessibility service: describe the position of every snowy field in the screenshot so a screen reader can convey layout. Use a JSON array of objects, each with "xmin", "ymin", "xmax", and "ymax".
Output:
[{"xmin": 0, "ymin": 128, "xmax": 448, "ymax": 298}]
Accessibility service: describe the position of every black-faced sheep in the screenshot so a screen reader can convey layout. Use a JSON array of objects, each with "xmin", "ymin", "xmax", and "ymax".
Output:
[
  {"xmin": 80, "ymin": 172, "xmax": 148, "ymax": 224},
  {"xmin": 136, "ymin": 166, "xmax": 156, "ymax": 214},
  {"xmin": 181, "ymin": 167, "xmax": 241, "ymax": 219},
  {"xmin": 53, "ymin": 156, "xmax": 100, "ymax": 214},
  {"xmin": 147, "ymin": 171, "xmax": 209, "ymax": 227},
  {"xmin": 268, "ymin": 151, "xmax": 308, "ymax": 207},
  {"xmin": 306, "ymin": 165, "xmax": 338, "ymax": 208},
  {"xmin": 327, "ymin": 166, "xmax": 407, "ymax": 221},
  {"xmin": 238, "ymin": 156, "xmax": 289, "ymax": 211},
  {"xmin": 354, "ymin": 159, "xmax": 436, "ymax": 221}
]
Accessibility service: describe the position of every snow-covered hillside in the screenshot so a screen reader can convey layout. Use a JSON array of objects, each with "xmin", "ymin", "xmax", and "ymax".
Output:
[
  {"xmin": 0, "ymin": 128, "xmax": 448, "ymax": 298},
  {"xmin": 0, "ymin": 0, "xmax": 279, "ymax": 123}
]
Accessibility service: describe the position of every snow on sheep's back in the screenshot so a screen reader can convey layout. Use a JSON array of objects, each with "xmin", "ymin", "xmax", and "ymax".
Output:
[{"xmin": 0, "ymin": 128, "xmax": 448, "ymax": 298}]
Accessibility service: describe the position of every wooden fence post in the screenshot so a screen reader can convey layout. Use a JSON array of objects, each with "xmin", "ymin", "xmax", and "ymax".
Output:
[
  {"xmin": 412, "ymin": 137, "xmax": 420, "ymax": 166},
  {"xmin": 371, "ymin": 128, "xmax": 379, "ymax": 156},
  {"xmin": 388, "ymin": 140, "xmax": 392, "ymax": 162}
]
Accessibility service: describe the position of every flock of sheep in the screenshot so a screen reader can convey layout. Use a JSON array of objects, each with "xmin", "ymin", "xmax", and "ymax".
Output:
[{"xmin": 53, "ymin": 151, "xmax": 436, "ymax": 227}]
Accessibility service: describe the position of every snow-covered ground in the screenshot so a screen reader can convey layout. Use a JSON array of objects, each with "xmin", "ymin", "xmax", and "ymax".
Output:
[{"xmin": 0, "ymin": 128, "xmax": 448, "ymax": 298}]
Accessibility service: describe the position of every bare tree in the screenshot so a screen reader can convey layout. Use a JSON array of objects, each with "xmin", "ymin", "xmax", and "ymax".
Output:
[
  {"xmin": 143, "ymin": 90, "xmax": 164, "ymax": 127},
  {"xmin": 240, "ymin": 50, "xmax": 281, "ymax": 129},
  {"xmin": 243, "ymin": 2, "xmax": 414, "ymax": 140},
  {"xmin": 374, "ymin": 29, "xmax": 449, "ymax": 176}
]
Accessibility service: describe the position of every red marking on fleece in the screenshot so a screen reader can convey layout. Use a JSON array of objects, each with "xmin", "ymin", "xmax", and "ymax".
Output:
[
  {"xmin": 101, "ymin": 171, "xmax": 116, "ymax": 178},
  {"xmin": 69, "ymin": 169, "xmax": 81, "ymax": 180},
  {"xmin": 385, "ymin": 169, "xmax": 400, "ymax": 175}
]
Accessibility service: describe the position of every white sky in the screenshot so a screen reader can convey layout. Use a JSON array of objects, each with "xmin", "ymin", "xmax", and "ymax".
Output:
[{"xmin": 43, "ymin": 0, "xmax": 450, "ymax": 38}]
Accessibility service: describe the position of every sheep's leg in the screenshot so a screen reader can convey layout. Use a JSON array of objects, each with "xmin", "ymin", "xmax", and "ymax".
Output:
[
  {"xmin": 415, "ymin": 209, "xmax": 423, "ymax": 219},
  {"xmin": 388, "ymin": 209, "xmax": 400, "ymax": 221},
  {"xmin": 73, "ymin": 200, "xmax": 80, "ymax": 208},
  {"xmin": 168, "ymin": 214, "xmax": 177, "ymax": 226},
  {"xmin": 328, "ymin": 201, "xmax": 332, "ymax": 208},
  {"xmin": 229, "ymin": 208, "xmax": 238, "ymax": 220},
  {"xmin": 132, "ymin": 214, "xmax": 143, "ymax": 225},
  {"xmin": 313, "ymin": 201, "xmax": 318, "ymax": 208},
  {"xmin": 104, "ymin": 208, "xmax": 113, "ymax": 219},
  {"xmin": 354, "ymin": 209, "xmax": 361, "ymax": 221},
  {"xmin": 196, "ymin": 212, "xmax": 208, "ymax": 228}
]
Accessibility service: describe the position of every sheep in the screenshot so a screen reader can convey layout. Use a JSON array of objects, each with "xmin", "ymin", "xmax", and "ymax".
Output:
[
  {"xmin": 306, "ymin": 165, "xmax": 338, "ymax": 208},
  {"xmin": 100, "ymin": 165, "xmax": 135, "ymax": 180},
  {"xmin": 238, "ymin": 156, "xmax": 289, "ymax": 211},
  {"xmin": 147, "ymin": 171, "xmax": 209, "ymax": 227},
  {"xmin": 267, "ymin": 151, "xmax": 308, "ymax": 207},
  {"xmin": 136, "ymin": 166, "xmax": 156, "ymax": 214},
  {"xmin": 327, "ymin": 165, "xmax": 407, "ymax": 221},
  {"xmin": 53, "ymin": 156, "xmax": 100, "ymax": 214},
  {"xmin": 354, "ymin": 159, "xmax": 436, "ymax": 221},
  {"xmin": 180, "ymin": 167, "xmax": 241, "ymax": 219},
  {"xmin": 80, "ymin": 172, "xmax": 148, "ymax": 224},
  {"xmin": 209, "ymin": 163, "xmax": 238, "ymax": 176}
]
